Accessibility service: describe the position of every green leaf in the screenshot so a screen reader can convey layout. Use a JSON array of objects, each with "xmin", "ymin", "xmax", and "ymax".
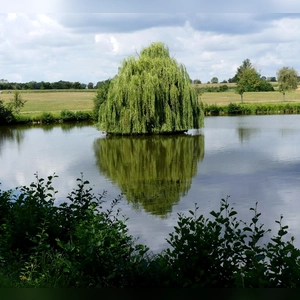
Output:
[
  {"xmin": 229, "ymin": 211, "xmax": 237, "ymax": 217},
  {"xmin": 255, "ymin": 254, "xmax": 265, "ymax": 261},
  {"xmin": 210, "ymin": 211, "xmax": 219, "ymax": 218}
]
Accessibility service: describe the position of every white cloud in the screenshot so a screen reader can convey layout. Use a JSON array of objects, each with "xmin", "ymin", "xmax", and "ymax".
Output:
[{"xmin": 1, "ymin": 13, "xmax": 300, "ymax": 83}]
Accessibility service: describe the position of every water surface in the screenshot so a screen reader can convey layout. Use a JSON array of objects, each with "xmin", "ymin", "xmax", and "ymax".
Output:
[{"xmin": 1, "ymin": 115, "xmax": 300, "ymax": 252}]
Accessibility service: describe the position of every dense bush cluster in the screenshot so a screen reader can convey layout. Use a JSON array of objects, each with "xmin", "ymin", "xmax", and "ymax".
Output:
[
  {"xmin": 204, "ymin": 102, "xmax": 300, "ymax": 116},
  {"xmin": 195, "ymin": 85, "xmax": 230, "ymax": 94},
  {"xmin": 0, "ymin": 174, "xmax": 152, "ymax": 287},
  {"xmin": 1, "ymin": 174, "xmax": 300, "ymax": 288}
]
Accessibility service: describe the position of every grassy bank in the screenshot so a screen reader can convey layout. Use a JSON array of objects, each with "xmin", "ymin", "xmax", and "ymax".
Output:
[
  {"xmin": 198, "ymin": 89, "xmax": 300, "ymax": 116},
  {"xmin": 203, "ymin": 101, "xmax": 300, "ymax": 116}
]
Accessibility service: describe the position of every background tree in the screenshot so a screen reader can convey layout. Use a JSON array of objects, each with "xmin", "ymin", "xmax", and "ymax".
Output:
[
  {"xmin": 98, "ymin": 42, "xmax": 204, "ymax": 135},
  {"xmin": 236, "ymin": 68, "xmax": 261, "ymax": 102},
  {"xmin": 87, "ymin": 82, "xmax": 94, "ymax": 89},
  {"xmin": 267, "ymin": 76, "xmax": 277, "ymax": 82},
  {"xmin": 228, "ymin": 59, "xmax": 253, "ymax": 83},
  {"xmin": 277, "ymin": 67, "xmax": 299, "ymax": 101},
  {"xmin": 211, "ymin": 77, "xmax": 218, "ymax": 84},
  {"xmin": 236, "ymin": 58, "xmax": 253, "ymax": 80},
  {"xmin": 193, "ymin": 79, "xmax": 201, "ymax": 84},
  {"xmin": 41, "ymin": 81, "xmax": 52, "ymax": 89},
  {"xmin": 234, "ymin": 59, "xmax": 273, "ymax": 101},
  {"xmin": 72, "ymin": 81, "xmax": 82, "ymax": 89}
]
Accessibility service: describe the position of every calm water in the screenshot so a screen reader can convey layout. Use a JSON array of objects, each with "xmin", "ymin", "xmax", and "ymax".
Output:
[{"xmin": 1, "ymin": 115, "xmax": 300, "ymax": 252}]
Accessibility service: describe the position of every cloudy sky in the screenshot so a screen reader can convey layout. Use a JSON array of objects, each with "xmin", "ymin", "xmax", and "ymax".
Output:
[{"xmin": 1, "ymin": 9, "xmax": 300, "ymax": 85}]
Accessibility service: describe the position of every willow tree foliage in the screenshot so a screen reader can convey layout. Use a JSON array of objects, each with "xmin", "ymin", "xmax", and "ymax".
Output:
[
  {"xmin": 98, "ymin": 42, "xmax": 204, "ymax": 134},
  {"xmin": 93, "ymin": 78, "xmax": 111, "ymax": 121},
  {"xmin": 93, "ymin": 134, "xmax": 204, "ymax": 218}
]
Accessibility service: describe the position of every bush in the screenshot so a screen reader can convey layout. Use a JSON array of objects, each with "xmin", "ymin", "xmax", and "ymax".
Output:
[
  {"xmin": 0, "ymin": 174, "xmax": 151, "ymax": 288},
  {"xmin": 227, "ymin": 103, "xmax": 243, "ymax": 115},
  {"xmin": 195, "ymin": 85, "xmax": 229, "ymax": 94},
  {"xmin": 258, "ymin": 80, "xmax": 274, "ymax": 92},
  {"xmin": 204, "ymin": 104, "xmax": 220, "ymax": 116},
  {"xmin": 1, "ymin": 175, "xmax": 300, "ymax": 287},
  {"xmin": 74, "ymin": 111, "xmax": 92, "ymax": 121},
  {"xmin": 161, "ymin": 197, "xmax": 300, "ymax": 287},
  {"xmin": 60, "ymin": 110, "xmax": 76, "ymax": 121},
  {"xmin": 40, "ymin": 112, "xmax": 55, "ymax": 124},
  {"xmin": 0, "ymin": 100, "xmax": 15, "ymax": 124},
  {"xmin": 219, "ymin": 85, "xmax": 229, "ymax": 92}
]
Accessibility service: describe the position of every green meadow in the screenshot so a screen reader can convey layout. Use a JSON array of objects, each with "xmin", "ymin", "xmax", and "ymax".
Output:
[
  {"xmin": 200, "ymin": 90, "xmax": 300, "ymax": 106},
  {"xmin": 1, "ymin": 87, "xmax": 300, "ymax": 121},
  {"xmin": 1, "ymin": 90, "xmax": 95, "ymax": 119}
]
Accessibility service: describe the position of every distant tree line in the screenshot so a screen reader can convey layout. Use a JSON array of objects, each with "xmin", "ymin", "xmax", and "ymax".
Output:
[{"xmin": 0, "ymin": 80, "xmax": 106, "ymax": 90}]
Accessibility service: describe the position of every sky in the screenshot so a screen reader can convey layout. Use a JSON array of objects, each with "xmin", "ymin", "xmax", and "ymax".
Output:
[{"xmin": 1, "ymin": 2, "xmax": 300, "ymax": 85}]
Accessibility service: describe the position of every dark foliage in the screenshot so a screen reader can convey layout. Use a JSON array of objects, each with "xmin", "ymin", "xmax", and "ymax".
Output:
[{"xmin": 1, "ymin": 175, "xmax": 300, "ymax": 287}]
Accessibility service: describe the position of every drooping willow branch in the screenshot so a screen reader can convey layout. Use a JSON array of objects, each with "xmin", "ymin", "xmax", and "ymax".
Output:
[{"xmin": 98, "ymin": 42, "xmax": 204, "ymax": 135}]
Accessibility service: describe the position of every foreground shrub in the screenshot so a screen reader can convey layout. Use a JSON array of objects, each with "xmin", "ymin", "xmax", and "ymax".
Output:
[
  {"xmin": 161, "ymin": 197, "xmax": 300, "ymax": 287},
  {"xmin": 0, "ymin": 174, "xmax": 151, "ymax": 287},
  {"xmin": 1, "ymin": 176, "xmax": 300, "ymax": 287}
]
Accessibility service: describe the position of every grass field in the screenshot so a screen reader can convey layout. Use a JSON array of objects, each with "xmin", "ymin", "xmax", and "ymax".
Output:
[
  {"xmin": 1, "ymin": 90, "xmax": 96, "ymax": 117},
  {"xmin": 200, "ymin": 90, "xmax": 300, "ymax": 105},
  {"xmin": 193, "ymin": 82, "xmax": 300, "ymax": 105},
  {"xmin": 1, "ymin": 88, "xmax": 300, "ymax": 117}
]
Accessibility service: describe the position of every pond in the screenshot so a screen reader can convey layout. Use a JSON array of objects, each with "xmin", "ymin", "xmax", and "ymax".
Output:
[{"xmin": 1, "ymin": 115, "xmax": 300, "ymax": 253}]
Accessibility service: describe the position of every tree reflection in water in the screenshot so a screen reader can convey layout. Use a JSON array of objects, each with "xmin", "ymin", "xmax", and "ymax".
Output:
[
  {"xmin": 0, "ymin": 125, "xmax": 25, "ymax": 155},
  {"xmin": 93, "ymin": 134, "xmax": 204, "ymax": 218}
]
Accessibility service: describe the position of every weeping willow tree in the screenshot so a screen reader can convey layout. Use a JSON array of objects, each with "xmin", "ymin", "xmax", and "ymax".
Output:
[
  {"xmin": 98, "ymin": 42, "xmax": 204, "ymax": 135},
  {"xmin": 93, "ymin": 134, "xmax": 204, "ymax": 218}
]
